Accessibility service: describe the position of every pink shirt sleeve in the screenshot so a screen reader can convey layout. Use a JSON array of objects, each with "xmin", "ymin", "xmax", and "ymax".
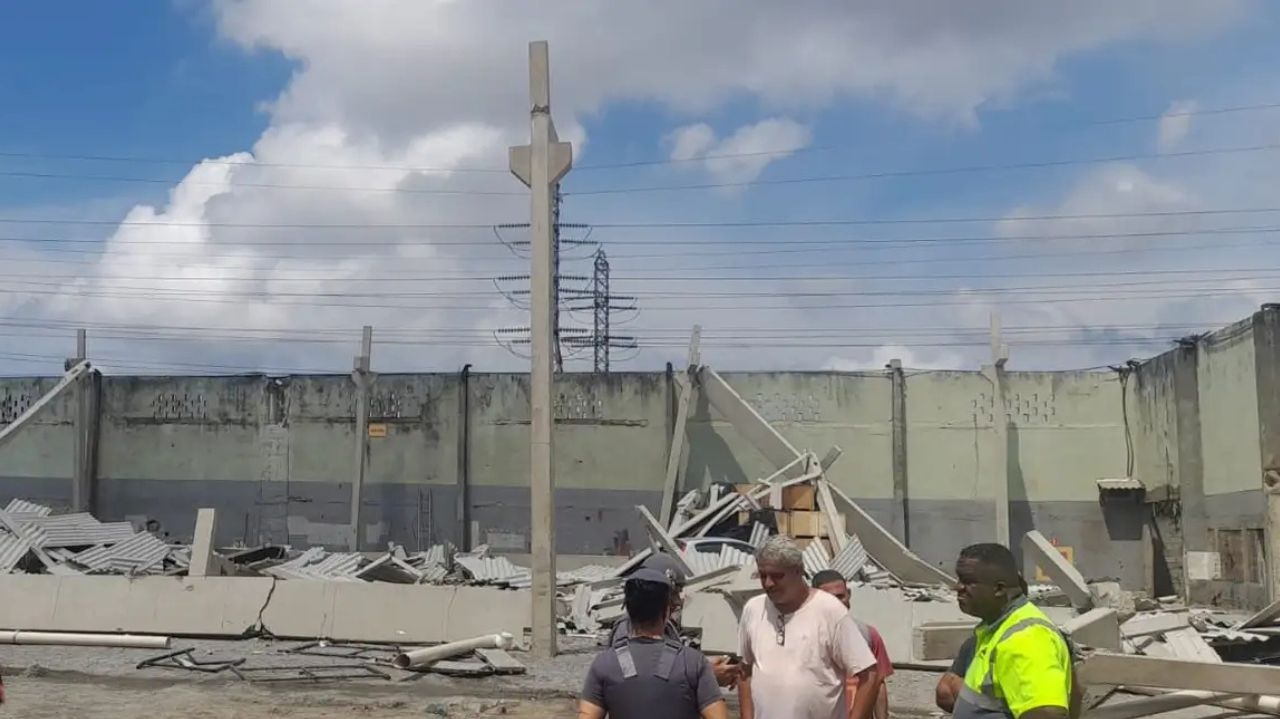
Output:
[{"xmin": 832, "ymin": 614, "xmax": 877, "ymax": 677}]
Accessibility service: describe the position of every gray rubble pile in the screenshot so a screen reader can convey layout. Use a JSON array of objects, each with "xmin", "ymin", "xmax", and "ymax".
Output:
[{"xmin": 0, "ymin": 499, "xmax": 185, "ymax": 576}]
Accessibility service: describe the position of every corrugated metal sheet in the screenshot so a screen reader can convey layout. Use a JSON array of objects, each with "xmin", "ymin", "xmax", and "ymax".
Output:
[
  {"xmin": 830, "ymin": 535, "xmax": 868, "ymax": 580},
  {"xmin": 419, "ymin": 564, "xmax": 450, "ymax": 583},
  {"xmin": 16, "ymin": 514, "xmax": 136, "ymax": 548},
  {"xmin": 559, "ymin": 565, "xmax": 617, "ymax": 584},
  {"xmin": 748, "ymin": 522, "xmax": 768, "ymax": 549},
  {"xmin": 421, "ymin": 544, "xmax": 451, "ymax": 567},
  {"xmin": 455, "ymin": 554, "xmax": 528, "ymax": 584},
  {"xmin": 0, "ymin": 532, "xmax": 33, "ymax": 573},
  {"xmin": 4, "ymin": 499, "xmax": 51, "ymax": 517},
  {"xmin": 801, "ymin": 541, "xmax": 831, "ymax": 577},
  {"xmin": 72, "ymin": 532, "xmax": 170, "ymax": 574}
]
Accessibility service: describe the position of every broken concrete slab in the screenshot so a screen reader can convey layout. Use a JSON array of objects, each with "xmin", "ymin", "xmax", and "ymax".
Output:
[
  {"xmin": 913, "ymin": 622, "xmax": 975, "ymax": 661},
  {"xmin": 681, "ymin": 590, "xmax": 740, "ymax": 654},
  {"xmin": 1077, "ymin": 654, "xmax": 1280, "ymax": 695},
  {"xmin": 698, "ymin": 367, "xmax": 803, "ymax": 474},
  {"xmin": 823, "ymin": 482, "xmax": 955, "ymax": 586},
  {"xmin": 188, "ymin": 509, "xmax": 217, "ymax": 578},
  {"xmin": 1162, "ymin": 626, "xmax": 1222, "ymax": 663},
  {"xmin": 1121, "ymin": 612, "xmax": 1190, "ymax": 638},
  {"xmin": 634, "ymin": 505, "xmax": 696, "ymax": 578},
  {"xmin": 1022, "ymin": 531, "xmax": 1093, "ymax": 611},
  {"xmin": 1061, "ymin": 608, "xmax": 1120, "ymax": 651},
  {"xmin": 1233, "ymin": 596, "xmax": 1280, "ymax": 631},
  {"xmin": 475, "ymin": 648, "xmax": 527, "ymax": 675},
  {"xmin": 0, "ymin": 575, "xmax": 528, "ymax": 643}
]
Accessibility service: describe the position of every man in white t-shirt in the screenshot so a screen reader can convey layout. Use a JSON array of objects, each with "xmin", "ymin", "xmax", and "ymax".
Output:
[{"xmin": 737, "ymin": 536, "xmax": 883, "ymax": 719}]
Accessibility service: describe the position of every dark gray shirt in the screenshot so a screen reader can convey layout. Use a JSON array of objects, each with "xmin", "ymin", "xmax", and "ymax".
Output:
[
  {"xmin": 949, "ymin": 636, "xmax": 976, "ymax": 676},
  {"xmin": 581, "ymin": 637, "xmax": 722, "ymax": 719}
]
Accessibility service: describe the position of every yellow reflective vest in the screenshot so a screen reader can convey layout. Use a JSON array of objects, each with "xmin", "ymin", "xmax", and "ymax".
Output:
[{"xmin": 953, "ymin": 597, "xmax": 1073, "ymax": 719}]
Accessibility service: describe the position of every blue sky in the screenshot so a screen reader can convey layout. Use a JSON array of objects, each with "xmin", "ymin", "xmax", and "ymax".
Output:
[{"xmin": 2, "ymin": 1, "xmax": 1279, "ymax": 374}]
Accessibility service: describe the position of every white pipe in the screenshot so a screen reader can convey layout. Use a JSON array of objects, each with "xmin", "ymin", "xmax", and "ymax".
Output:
[
  {"xmin": 392, "ymin": 632, "xmax": 513, "ymax": 670},
  {"xmin": 0, "ymin": 630, "xmax": 170, "ymax": 649}
]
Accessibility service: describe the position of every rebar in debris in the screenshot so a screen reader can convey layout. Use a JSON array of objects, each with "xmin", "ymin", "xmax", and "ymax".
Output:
[
  {"xmin": 136, "ymin": 647, "xmax": 245, "ymax": 673},
  {"xmin": 229, "ymin": 664, "xmax": 391, "ymax": 683}
]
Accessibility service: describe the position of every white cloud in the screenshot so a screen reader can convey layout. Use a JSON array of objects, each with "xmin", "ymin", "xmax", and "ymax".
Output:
[
  {"xmin": 1158, "ymin": 99, "xmax": 1199, "ymax": 150},
  {"xmin": 0, "ymin": 1, "xmax": 1259, "ymax": 373},
  {"xmin": 666, "ymin": 118, "xmax": 812, "ymax": 185},
  {"xmin": 824, "ymin": 345, "xmax": 968, "ymax": 371}
]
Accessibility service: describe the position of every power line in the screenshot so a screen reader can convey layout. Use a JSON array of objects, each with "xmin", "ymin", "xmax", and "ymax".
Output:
[
  {"xmin": 6, "ymin": 99, "xmax": 1280, "ymax": 176},
  {"xmin": 6, "ymin": 206, "xmax": 1280, "ymax": 232},
  {"xmin": 7, "ymin": 140, "xmax": 1280, "ymax": 197},
  {"xmin": 566, "ymin": 142, "xmax": 1280, "ymax": 196},
  {"xmin": 2, "ymin": 266, "xmax": 1278, "ymax": 285}
]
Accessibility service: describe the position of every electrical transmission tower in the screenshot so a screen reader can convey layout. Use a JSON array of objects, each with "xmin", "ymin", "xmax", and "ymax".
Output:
[
  {"xmin": 562, "ymin": 249, "xmax": 636, "ymax": 373},
  {"xmin": 493, "ymin": 188, "xmax": 602, "ymax": 371}
]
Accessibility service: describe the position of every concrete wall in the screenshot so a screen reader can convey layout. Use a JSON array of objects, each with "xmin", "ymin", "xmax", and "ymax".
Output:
[
  {"xmin": 0, "ymin": 363, "xmax": 1151, "ymax": 583},
  {"xmin": 1129, "ymin": 312, "xmax": 1279, "ymax": 609},
  {"xmin": 12, "ymin": 311, "xmax": 1280, "ymax": 607}
]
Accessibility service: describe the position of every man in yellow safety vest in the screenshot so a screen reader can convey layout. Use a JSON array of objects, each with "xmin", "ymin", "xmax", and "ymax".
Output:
[{"xmin": 951, "ymin": 543, "xmax": 1074, "ymax": 719}]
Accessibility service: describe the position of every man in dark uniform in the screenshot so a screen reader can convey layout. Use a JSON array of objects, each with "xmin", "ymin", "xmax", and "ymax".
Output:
[
  {"xmin": 579, "ymin": 567, "xmax": 729, "ymax": 719},
  {"xmin": 607, "ymin": 551, "xmax": 740, "ymax": 688}
]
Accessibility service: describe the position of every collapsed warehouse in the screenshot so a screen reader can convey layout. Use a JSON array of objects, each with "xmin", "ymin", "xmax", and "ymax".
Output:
[{"xmin": 4, "ymin": 307, "xmax": 1280, "ymax": 705}]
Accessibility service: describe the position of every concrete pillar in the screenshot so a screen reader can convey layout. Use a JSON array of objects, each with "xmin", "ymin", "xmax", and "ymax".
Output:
[
  {"xmin": 350, "ymin": 325, "xmax": 372, "ymax": 551},
  {"xmin": 985, "ymin": 313, "xmax": 1010, "ymax": 547},
  {"xmin": 1172, "ymin": 341, "xmax": 1204, "ymax": 597},
  {"xmin": 509, "ymin": 40, "xmax": 573, "ymax": 659},
  {"xmin": 68, "ymin": 329, "xmax": 97, "ymax": 513},
  {"xmin": 888, "ymin": 358, "xmax": 909, "ymax": 545},
  {"xmin": 456, "ymin": 364, "xmax": 472, "ymax": 551},
  {"xmin": 1252, "ymin": 306, "xmax": 1280, "ymax": 599}
]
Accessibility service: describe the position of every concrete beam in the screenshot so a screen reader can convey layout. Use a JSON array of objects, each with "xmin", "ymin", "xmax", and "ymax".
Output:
[
  {"xmin": 0, "ymin": 360, "xmax": 90, "ymax": 450},
  {"xmin": 698, "ymin": 366, "xmax": 803, "ymax": 473},
  {"xmin": 815, "ymin": 477, "xmax": 849, "ymax": 551},
  {"xmin": 1023, "ymin": 530, "xmax": 1093, "ymax": 611},
  {"xmin": 1061, "ymin": 607, "xmax": 1121, "ymax": 651},
  {"xmin": 913, "ymin": 621, "xmax": 976, "ymax": 661},
  {"xmin": 1121, "ymin": 612, "xmax": 1190, "ymax": 638},
  {"xmin": 659, "ymin": 326, "xmax": 700, "ymax": 525},
  {"xmin": 635, "ymin": 504, "xmax": 696, "ymax": 579},
  {"xmin": 1077, "ymin": 654, "xmax": 1280, "ymax": 695},
  {"xmin": 824, "ymin": 481, "xmax": 955, "ymax": 585},
  {"xmin": 0, "ymin": 575, "xmax": 527, "ymax": 643},
  {"xmin": 1233, "ymin": 596, "xmax": 1280, "ymax": 631},
  {"xmin": 188, "ymin": 509, "xmax": 217, "ymax": 578}
]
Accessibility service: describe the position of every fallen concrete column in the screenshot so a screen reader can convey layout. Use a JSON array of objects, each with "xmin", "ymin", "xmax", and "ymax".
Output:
[
  {"xmin": 1062, "ymin": 608, "xmax": 1121, "ymax": 651},
  {"xmin": 913, "ymin": 621, "xmax": 976, "ymax": 661},
  {"xmin": 1078, "ymin": 654, "xmax": 1280, "ymax": 695},
  {"xmin": 1023, "ymin": 530, "xmax": 1093, "ymax": 611},
  {"xmin": 1086, "ymin": 690, "xmax": 1247, "ymax": 719},
  {"xmin": 824, "ymin": 481, "xmax": 955, "ymax": 585},
  {"xmin": 0, "ymin": 630, "xmax": 169, "ymax": 649},
  {"xmin": 392, "ymin": 632, "xmax": 514, "ymax": 670},
  {"xmin": 1120, "ymin": 688, "xmax": 1280, "ymax": 718}
]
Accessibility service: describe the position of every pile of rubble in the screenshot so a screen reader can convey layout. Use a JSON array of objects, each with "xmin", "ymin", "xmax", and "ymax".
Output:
[{"xmin": 0, "ymin": 499, "xmax": 187, "ymax": 576}]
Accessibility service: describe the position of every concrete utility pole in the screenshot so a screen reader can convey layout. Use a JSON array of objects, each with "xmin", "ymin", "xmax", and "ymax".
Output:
[
  {"xmin": 510, "ymin": 40, "xmax": 573, "ymax": 659},
  {"xmin": 983, "ymin": 313, "xmax": 1010, "ymax": 547},
  {"xmin": 350, "ymin": 325, "xmax": 373, "ymax": 551},
  {"xmin": 69, "ymin": 329, "xmax": 91, "ymax": 512}
]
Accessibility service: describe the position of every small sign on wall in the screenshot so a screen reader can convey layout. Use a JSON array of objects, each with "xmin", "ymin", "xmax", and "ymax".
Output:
[
  {"xmin": 1186, "ymin": 551, "xmax": 1222, "ymax": 581},
  {"xmin": 368, "ymin": 423, "xmax": 388, "ymax": 438},
  {"xmin": 1034, "ymin": 545, "xmax": 1074, "ymax": 582}
]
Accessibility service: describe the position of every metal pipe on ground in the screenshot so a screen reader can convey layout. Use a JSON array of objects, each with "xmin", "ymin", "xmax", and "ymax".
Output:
[
  {"xmin": 391, "ymin": 632, "xmax": 514, "ymax": 670},
  {"xmin": 0, "ymin": 630, "xmax": 169, "ymax": 649}
]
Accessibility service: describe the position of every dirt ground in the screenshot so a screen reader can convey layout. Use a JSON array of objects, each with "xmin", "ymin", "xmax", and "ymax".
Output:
[{"xmin": 5, "ymin": 676, "xmax": 574, "ymax": 718}]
